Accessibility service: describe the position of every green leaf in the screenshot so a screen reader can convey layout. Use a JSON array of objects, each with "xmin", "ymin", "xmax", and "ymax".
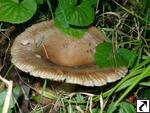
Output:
[
  {"xmin": 140, "ymin": 81, "xmax": 150, "ymax": 86},
  {"xmin": 0, "ymin": 104, "xmax": 13, "ymax": 113},
  {"xmin": 115, "ymin": 76, "xmax": 137, "ymax": 92},
  {"xmin": 54, "ymin": 11, "xmax": 86, "ymax": 38},
  {"xmin": 57, "ymin": 0, "xmax": 97, "ymax": 8},
  {"xmin": 58, "ymin": 0, "xmax": 77, "ymax": 6},
  {"xmin": 82, "ymin": 0, "xmax": 97, "ymax": 7},
  {"xmin": 54, "ymin": 0, "xmax": 94, "ymax": 38},
  {"xmin": 65, "ymin": 3, "xmax": 94, "ymax": 26},
  {"xmin": 0, "ymin": 90, "xmax": 8, "ymax": 107},
  {"xmin": 11, "ymin": 0, "xmax": 19, "ymax": 3},
  {"xmin": 54, "ymin": 15, "xmax": 86, "ymax": 38},
  {"xmin": 0, "ymin": 0, "xmax": 37, "ymax": 24},
  {"xmin": 55, "ymin": 0, "xmax": 94, "ymax": 27},
  {"xmin": 75, "ymin": 93, "xmax": 85, "ymax": 102},
  {"xmin": 35, "ymin": 0, "xmax": 44, "ymax": 4},
  {"xmin": 138, "ymin": 89, "xmax": 150, "ymax": 99},
  {"xmin": 118, "ymin": 102, "xmax": 135, "ymax": 113},
  {"xmin": 0, "ymin": 86, "xmax": 20, "ymax": 112},
  {"xmin": 92, "ymin": 107, "xmax": 100, "ymax": 113},
  {"xmin": 117, "ymin": 48, "xmax": 137, "ymax": 68},
  {"xmin": 55, "ymin": 23, "xmax": 87, "ymax": 38},
  {"xmin": 54, "ymin": 5, "xmax": 70, "ymax": 28},
  {"xmin": 95, "ymin": 43, "xmax": 126, "ymax": 68},
  {"xmin": 106, "ymin": 102, "xmax": 117, "ymax": 113},
  {"xmin": 10, "ymin": 86, "xmax": 21, "ymax": 108}
]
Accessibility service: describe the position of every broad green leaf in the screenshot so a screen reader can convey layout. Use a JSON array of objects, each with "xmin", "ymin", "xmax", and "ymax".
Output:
[
  {"xmin": 117, "ymin": 48, "xmax": 137, "ymax": 68},
  {"xmin": 0, "ymin": 105, "xmax": 2, "ymax": 113},
  {"xmin": 0, "ymin": 90, "xmax": 8, "ymax": 106},
  {"xmin": 0, "ymin": 104, "xmax": 12, "ymax": 113},
  {"xmin": 0, "ymin": 0, "xmax": 37, "ymax": 24},
  {"xmin": 95, "ymin": 43, "xmax": 126, "ymax": 68},
  {"xmin": 55, "ymin": 0, "xmax": 94, "ymax": 27},
  {"xmin": 54, "ymin": 17, "xmax": 86, "ymax": 38},
  {"xmin": 65, "ymin": 3, "xmax": 94, "ymax": 26},
  {"xmin": 107, "ymin": 102, "xmax": 135, "ymax": 113},
  {"xmin": 54, "ymin": 0, "xmax": 94, "ymax": 38},
  {"xmin": 54, "ymin": 0, "xmax": 77, "ymax": 28},
  {"xmin": 54, "ymin": 5, "xmax": 70, "ymax": 28},
  {"xmin": 9, "ymin": 85, "xmax": 21, "ymax": 108},
  {"xmin": 0, "ymin": 86, "xmax": 20, "ymax": 112},
  {"xmin": 57, "ymin": 25, "xmax": 86, "ymax": 38},
  {"xmin": 82, "ymin": 0, "xmax": 97, "ymax": 7},
  {"xmin": 35, "ymin": 0, "xmax": 44, "ymax": 4},
  {"xmin": 11, "ymin": 0, "xmax": 19, "ymax": 3},
  {"xmin": 58, "ymin": 0, "xmax": 77, "ymax": 6},
  {"xmin": 118, "ymin": 102, "xmax": 135, "ymax": 113}
]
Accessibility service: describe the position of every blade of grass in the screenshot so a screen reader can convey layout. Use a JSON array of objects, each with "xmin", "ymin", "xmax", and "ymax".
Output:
[
  {"xmin": 46, "ymin": 0, "xmax": 54, "ymax": 19},
  {"xmin": 115, "ymin": 65, "xmax": 150, "ymax": 104},
  {"xmin": 93, "ymin": 58, "xmax": 150, "ymax": 102},
  {"xmin": 0, "ymin": 76, "xmax": 13, "ymax": 113},
  {"xmin": 38, "ymin": 79, "xmax": 47, "ymax": 104},
  {"xmin": 112, "ymin": 0, "xmax": 150, "ymax": 24},
  {"xmin": 4, "ymin": 64, "xmax": 14, "ymax": 78}
]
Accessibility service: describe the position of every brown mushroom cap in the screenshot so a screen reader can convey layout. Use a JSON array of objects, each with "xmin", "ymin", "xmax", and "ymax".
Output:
[{"xmin": 11, "ymin": 21, "xmax": 128, "ymax": 86}]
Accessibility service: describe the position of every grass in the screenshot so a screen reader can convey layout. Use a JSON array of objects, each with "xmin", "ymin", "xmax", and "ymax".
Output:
[{"xmin": 0, "ymin": 0, "xmax": 150, "ymax": 113}]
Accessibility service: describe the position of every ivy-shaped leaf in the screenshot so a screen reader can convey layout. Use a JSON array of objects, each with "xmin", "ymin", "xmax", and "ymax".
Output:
[
  {"xmin": 59, "ymin": 26, "xmax": 87, "ymax": 38},
  {"xmin": 35, "ymin": 0, "xmax": 44, "ymax": 4},
  {"xmin": 55, "ymin": 20, "xmax": 86, "ymax": 38},
  {"xmin": 0, "ymin": 0, "xmax": 37, "ymax": 24},
  {"xmin": 54, "ymin": 0, "xmax": 95, "ymax": 38},
  {"xmin": 95, "ymin": 43, "xmax": 126, "ymax": 68},
  {"xmin": 65, "ymin": 2, "xmax": 94, "ymax": 26},
  {"xmin": 58, "ymin": 0, "xmax": 77, "ymax": 7},
  {"xmin": 118, "ymin": 102, "xmax": 135, "ymax": 113},
  {"xmin": 117, "ymin": 48, "xmax": 137, "ymax": 68},
  {"xmin": 55, "ymin": 0, "xmax": 94, "ymax": 27},
  {"xmin": 54, "ymin": 5, "xmax": 70, "ymax": 28},
  {"xmin": 82, "ymin": 0, "xmax": 97, "ymax": 7},
  {"xmin": 95, "ymin": 42, "xmax": 138, "ymax": 68}
]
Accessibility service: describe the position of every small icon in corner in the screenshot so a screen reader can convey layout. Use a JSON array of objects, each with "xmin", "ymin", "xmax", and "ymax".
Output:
[{"xmin": 137, "ymin": 100, "xmax": 150, "ymax": 113}]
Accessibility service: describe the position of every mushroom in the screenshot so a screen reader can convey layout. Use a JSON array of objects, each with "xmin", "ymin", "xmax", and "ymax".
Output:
[{"xmin": 11, "ymin": 21, "xmax": 128, "ymax": 86}]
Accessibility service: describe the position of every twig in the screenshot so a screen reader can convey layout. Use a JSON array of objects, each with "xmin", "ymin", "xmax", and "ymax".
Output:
[
  {"xmin": 0, "ymin": 75, "xmax": 13, "ymax": 113},
  {"xmin": 42, "ymin": 44, "xmax": 49, "ymax": 59},
  {"xmin": 0, "ymin": 26, "xmax": 15, "ymax": 72}
]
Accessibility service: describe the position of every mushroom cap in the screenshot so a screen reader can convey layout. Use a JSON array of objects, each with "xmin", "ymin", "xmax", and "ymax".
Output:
[
  {"xmin": 42, "ymin": 25, "xmax": 104, "ymax": 67},
  {"xmin": 11, "ymin": 21, "xmax": 128, "ymax": 86}
]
